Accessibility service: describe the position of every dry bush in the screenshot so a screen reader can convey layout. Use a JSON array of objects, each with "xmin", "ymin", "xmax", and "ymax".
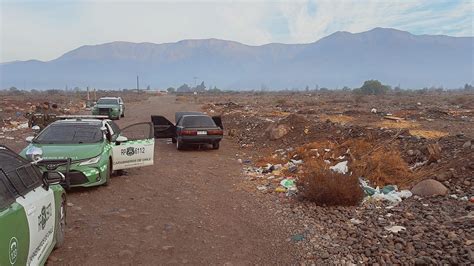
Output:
[
  {"xmin": 255, "ymin": 155, "xmax": 286, "ymax": 167},
  {"xmin": 299, "ymin": 168, "xmax": 364, "ymax": 206},
  {"xmin": 351, "ymin": 149, "xmax": 414, "ymax": 187},
  {"xmin": 292, "ymin": 139, "xmax": 417, "ymax": 189}
]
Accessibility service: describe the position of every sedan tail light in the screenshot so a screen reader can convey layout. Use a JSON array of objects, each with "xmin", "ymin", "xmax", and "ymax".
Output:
[
  {"xmin": 207, "ymin": 130, "xmax": 223, "ymax": 135},
  {"xmin": 180, "ymin": 130, "xmax": 197, "ymax": 136}
]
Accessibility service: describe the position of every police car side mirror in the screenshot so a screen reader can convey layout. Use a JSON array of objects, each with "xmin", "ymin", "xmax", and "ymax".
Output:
[
  {"xmin": 115, "ymin": 135, "xmax": 128, "ymax": 144},
  {"xmin": 25, "ymin": 136, "xmax": 34, "ymax": 143},
  {"xmin": 43, "ymin": 171, "xmax": 64, "ymax": 185}
]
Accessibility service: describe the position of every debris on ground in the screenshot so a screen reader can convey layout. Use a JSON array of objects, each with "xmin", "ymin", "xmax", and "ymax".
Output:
[{"xmin": 200, "ymin": 91, "xmax": 474, "ymax": 264}]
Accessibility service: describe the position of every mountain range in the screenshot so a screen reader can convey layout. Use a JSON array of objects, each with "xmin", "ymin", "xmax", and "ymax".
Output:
[{"xmin": 1, "ymin": 27, "xmax": 472, "ymax": 90}]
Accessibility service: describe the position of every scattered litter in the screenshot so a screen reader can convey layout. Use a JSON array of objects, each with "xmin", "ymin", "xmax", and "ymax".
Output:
[
  {"xmin": 257, "ymin": 185, "xmax": 268, "ymax": 191},
  {"xmin": 385, "ymin": 225, "xmax": 406, "ymax": 233},
  {"xmin": 280, "ymin": 178, "xmax": 296, "ymax": 189},
  {"xmin": 360, "ymin": 178, "xmax": 412, "ymax": 204},
  {"xmin": 275, "ymin": 187, "xmax": 287, "ymax": 193},
  {"xmin": 291, "ymin": 234, "xmax": 305, "ymax": 242},
  {"xmin": 280, "ymin": 178, "xmax": 297, "ymax": 196},
  {"xmin": 329, "ymin": 161, "xmax": 348, "ymax": 174}
]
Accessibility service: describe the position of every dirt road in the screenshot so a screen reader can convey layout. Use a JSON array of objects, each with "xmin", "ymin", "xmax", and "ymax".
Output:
[{"xmin": 49, "ymin": 95, "xmax": 297, "ymax": 264}]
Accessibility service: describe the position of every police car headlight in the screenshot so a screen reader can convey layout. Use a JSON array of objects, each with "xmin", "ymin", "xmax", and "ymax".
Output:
[
  {"xmin": 79, "ymin": 155, "xmax": 101, "ymax": 166},
  {"xmin": 26, "ymin": 146, "xmax": 43, "ymax": 162}
]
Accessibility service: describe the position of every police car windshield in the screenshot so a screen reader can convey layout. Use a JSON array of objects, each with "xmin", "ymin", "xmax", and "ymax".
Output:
[
  {"xmin": 97, "ymin": 99, "xmax": 118, "ymax": 105},
  {"xmin": 182, "ymin": 116, "xmax": 216, "ymax": 128},
  {"xmin": 35, "ymin": 124, "xmax": 103, "ymax": 144}
]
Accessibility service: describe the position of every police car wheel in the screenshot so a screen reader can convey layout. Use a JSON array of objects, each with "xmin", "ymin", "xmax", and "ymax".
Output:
[
  {"xmin": 55, "ymin": 195, "xmax": 66, "ymax": 248},
  {"xmin": 104, "ymin": 160, "xmax": 111, "ymax": 186},
  {"xmin": 212, "ymin": 142, "xmax": 220, "ymax": 150}
]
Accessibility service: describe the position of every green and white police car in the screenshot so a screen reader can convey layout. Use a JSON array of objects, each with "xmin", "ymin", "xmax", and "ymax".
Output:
[
  {"xmin": 20, "ymin": 117, "xmax": 155, "ymax": 188},
  {"xmin": 0, "ymin": 145, "xmax": 66, "ymax": 265},
  {"xmin": 91, "ymin": 97, "xmax": 125, "ymax": 120}
]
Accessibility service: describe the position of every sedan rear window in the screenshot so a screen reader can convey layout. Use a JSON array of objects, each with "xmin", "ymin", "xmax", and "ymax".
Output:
[
  {"xmin": 182, "ymin": 116, "xmax": 216, "ymax": 128},
  {"xmin": 35, "ymin": 124, "xmax": 103, "ymax": 144}
]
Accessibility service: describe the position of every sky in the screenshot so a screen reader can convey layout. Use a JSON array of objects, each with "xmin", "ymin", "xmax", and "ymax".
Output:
[{"xmin": 0, "ymin": 0, "xmax": 472, "ymax": 63}]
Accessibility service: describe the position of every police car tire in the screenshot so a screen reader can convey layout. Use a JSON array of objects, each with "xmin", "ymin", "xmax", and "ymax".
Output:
[
  {"xmin": 104, "ymin": 160, "xmax": 111, "ymax": 186},
  {"xmin": 121, "ymin": 112, "xmax": 125, "ymax": 118},
  {"xmin": 212, "ymin": 142, "xmax": 220, "ymax": 150},
  {"xmin": 55, "ymin": 195, "xmax": 66, "ymax": 248}
]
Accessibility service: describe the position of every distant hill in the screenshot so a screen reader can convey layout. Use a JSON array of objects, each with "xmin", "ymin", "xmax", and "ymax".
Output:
[{"xmin": 1, "ymin": 28, "xmax": 472, "ymax": 90}]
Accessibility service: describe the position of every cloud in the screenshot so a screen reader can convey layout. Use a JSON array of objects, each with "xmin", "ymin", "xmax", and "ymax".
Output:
[
  {"xmin": 275, "ymin": 0, "xmax": 473, "ymax": 43},
  {"xmin": 0, "ymin": 0, "xmax": 472, "ymax": 62}
]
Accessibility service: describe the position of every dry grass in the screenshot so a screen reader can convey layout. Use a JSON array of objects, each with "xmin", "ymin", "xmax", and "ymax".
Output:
[
  {"xmin": 375, "ymin": 119, "xmax": 419, "ymax": 129},
  {"xmin": 299, "ymin": 168, "xmax": 364, "ymax": 206},
  {"xmin": 351, "ymin": 149, "xmax": 414, "ymax": 187},
  {"xmin": 255, "ymin": 155, "xmax": 286, "ymax": 167},
  {"xmin": 292, "ymin": 138, "xmax": 419, "ymax": 193},
  {"xmin": 265, "ymin": 111, "xmax": 292, "ymax": 117},
  {"xmin": 409, "ymin": 129, "xmax": 448, "ymax": 139}
]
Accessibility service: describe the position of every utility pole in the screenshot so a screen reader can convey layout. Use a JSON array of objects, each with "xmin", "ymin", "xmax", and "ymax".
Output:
[{"xmin": 137, "ymin": 75, "xmax": 140, "ymax": 94}]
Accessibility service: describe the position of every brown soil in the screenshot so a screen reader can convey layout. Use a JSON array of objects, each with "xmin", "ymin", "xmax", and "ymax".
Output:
[{"xmin": 43, "ymin": 95, "xmax": 297, "ymax": 264}]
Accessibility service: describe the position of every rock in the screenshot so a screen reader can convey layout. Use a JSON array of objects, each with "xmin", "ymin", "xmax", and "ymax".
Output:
[
  {"xmin": 320, "ymin": 251, "xmax": 330, "ymax": 259},
  {"xmin": 435, "ymin": 172, "xmax": 451, "ymax": 182},
  {"xmin": 468, "ymin": 249, "xmax": 474, "ymax": 263},
  {"xmin": 411, "ymin": 179, "xmax": 448, "ymax": 197},
  {"xmin": 267, "ymin": 124, "xmax": 290, "ymax": 140},
  {"xmin": 462, "ymin": 140, "xmax": 472, "ymax": 148}
]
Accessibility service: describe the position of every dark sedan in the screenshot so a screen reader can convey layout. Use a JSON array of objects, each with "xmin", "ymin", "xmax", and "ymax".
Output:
[{"xmin": 151, "ymin": 112, "xmax": 223, "ymax": 150}]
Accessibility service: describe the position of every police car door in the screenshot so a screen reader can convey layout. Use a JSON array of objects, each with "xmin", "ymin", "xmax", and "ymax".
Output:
[
  {"xmin": 0, "ymin": 172, "xmax": 29, "ymax": 266},
  {"xmin": 112, "ymin": 122, "xmax": 155, "ymax": 170},
  {"xmin": 0, "ymin": 147, "xmax": 56, "ymax": 265}
]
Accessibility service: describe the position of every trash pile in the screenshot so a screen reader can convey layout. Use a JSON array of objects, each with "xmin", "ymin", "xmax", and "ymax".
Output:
[
  {"xmin": 242, "ymin": 155, "xmax": 302, "ymax": 197},
  {"xmin": 242, "ymin": 138, "xmax": 430, "ymax": 206},
  {"xmin": 359, "ymin": 178, "xmax": 412, "ymax": 205}
]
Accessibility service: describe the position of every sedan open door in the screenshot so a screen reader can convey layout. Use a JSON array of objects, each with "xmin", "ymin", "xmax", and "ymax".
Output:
[{"xmin": 151, "ymin": 115, "xmax": 176, "ymax": 139}]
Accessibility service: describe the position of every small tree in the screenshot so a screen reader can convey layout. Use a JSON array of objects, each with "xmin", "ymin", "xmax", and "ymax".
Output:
[
  {"xmin": 357, "ymin": 80, "xmax": 391, "ymax": 95},
  {"xmin": 177, "ymin": 84, "xmax": 191, "ymax": 93},
  {"xmin": 167, "ymin": 87, "xmax": 175, "ymax": 93}
]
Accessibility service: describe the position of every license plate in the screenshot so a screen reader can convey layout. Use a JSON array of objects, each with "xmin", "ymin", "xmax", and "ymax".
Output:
[{"xmin": 197, "ymin": 131, "xmax": 207, "ymax": 135}]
